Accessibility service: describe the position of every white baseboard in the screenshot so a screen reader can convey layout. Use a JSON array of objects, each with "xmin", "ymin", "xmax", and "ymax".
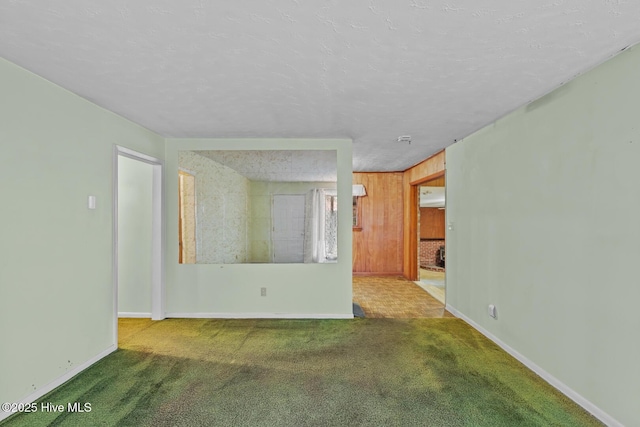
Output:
[
  {"xmin": 118, "ymin": 312, "xmax": 152, "ymax": 318},
  {"xmin": 166, "ymin": 312, "xmax": 354, "ymax": 319},
  {"xmin": 445, "ymin": 304, "xmax": 622, "ymax": 427},
  {"xmin": 0, "ymin": 344, "xmax": 117, "ymax": 423}
]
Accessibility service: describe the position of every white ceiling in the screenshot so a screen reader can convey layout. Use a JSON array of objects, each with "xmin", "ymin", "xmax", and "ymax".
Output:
[{"xmin": 2, "ymin": 1, "xmax": 639, "ymax": 171}]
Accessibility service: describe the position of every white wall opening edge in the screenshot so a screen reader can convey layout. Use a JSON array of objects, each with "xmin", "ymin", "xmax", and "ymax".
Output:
[{"xmin": 113, "ymin": 145, "xmax": 165, "ymax": 347}]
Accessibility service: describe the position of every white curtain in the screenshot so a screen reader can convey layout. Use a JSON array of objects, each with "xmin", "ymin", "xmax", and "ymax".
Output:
[{"xmin": 304, "ymin": 189, "xmax": 326, "ymax": 263}]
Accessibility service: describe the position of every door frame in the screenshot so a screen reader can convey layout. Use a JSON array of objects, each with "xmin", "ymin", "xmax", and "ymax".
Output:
[
  {"xmin": 113, "ymin": 145, "xmax": 165, "ymax": 345},
  {"xmin": 408, "ymin": 170, "xmax": 445, "ymax": 281}
]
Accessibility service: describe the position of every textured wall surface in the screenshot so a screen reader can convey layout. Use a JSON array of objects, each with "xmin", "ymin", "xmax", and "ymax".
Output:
[
  {"xmin": 179, "ymin": 151, "xmax": 250, "ymax": 264},
  {"xmin": 0, "ymin": 57, "xmax": 164, "ymax": 418},
  {"xmin": 198, "ymin": 150, "xmax": 337, "ymax": 182},
  {"xmin": 446, "ymin": 44, "xmax": 640, "ymax": 427},
  {"xmin": 165, "ymin": 138, "xmax": 353, "ymax": 317}
]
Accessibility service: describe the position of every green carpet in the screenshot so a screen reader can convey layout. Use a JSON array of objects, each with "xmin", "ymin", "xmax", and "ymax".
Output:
[{"xmin": 2, "ymin": 318, "xmax": 601, "ymax": 426}]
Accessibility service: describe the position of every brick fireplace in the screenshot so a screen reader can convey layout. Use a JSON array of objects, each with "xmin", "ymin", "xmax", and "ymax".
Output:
[{"xmin": 419, "ymin": 239, "xmax": 445, "ymax": 270}]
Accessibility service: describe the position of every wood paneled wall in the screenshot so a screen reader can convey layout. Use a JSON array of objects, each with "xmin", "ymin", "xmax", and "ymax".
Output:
[
  {"xmin": 422, "ymin": 176, "xmax": 445, "ymax": 187},
  {"xmin": 402, "ymin": 151, "xmax": 446, "ymax": 279},
  {"xmin": 420, "ymin": 208, "xmax": 445, "ymax": 239},
  {"xmin": 352, "ymin": 172, "xmax": 404, "ymax": 274}
]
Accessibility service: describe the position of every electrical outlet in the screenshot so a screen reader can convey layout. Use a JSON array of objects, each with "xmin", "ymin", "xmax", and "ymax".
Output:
[
  {"xmin": 261, "ymin": 287, "xmax": 267, "ymax": 297},
  {"xmin": 488, "ymin": 304, "xmax": 497, "ymax": 318}
]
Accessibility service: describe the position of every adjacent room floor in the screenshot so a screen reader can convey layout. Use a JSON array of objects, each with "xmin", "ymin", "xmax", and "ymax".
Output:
[
  {"xmin": 415, "ymin": 269, "xmax": 446, "ymax": 304},
  {"xmin": 352, "ymin": 275, "xmax": 453, "ymax": 318}
]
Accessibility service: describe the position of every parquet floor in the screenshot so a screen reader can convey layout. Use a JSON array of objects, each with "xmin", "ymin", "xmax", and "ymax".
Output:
[{"xmin": 352, "ymin": 275, "xmax": 454, "ymax": 318}]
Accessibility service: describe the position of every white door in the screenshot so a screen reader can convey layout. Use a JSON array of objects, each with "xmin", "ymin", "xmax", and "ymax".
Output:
[{"xmin": 272, "ymin": 194, "xmax": 306, "ymax": 263}]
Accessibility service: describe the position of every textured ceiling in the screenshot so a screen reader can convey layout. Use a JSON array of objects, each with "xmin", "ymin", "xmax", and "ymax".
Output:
[
  {"xmin": 2, "ymin": 1, "xmax": 640, "ymax": 171},
  {"xmin": 194, "ymin": 150, "xmax": 337, "ymax": 182}
]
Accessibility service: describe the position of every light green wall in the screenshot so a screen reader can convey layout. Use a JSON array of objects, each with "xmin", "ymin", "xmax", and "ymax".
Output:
[
  {"xmin": 165, "ymin": 139, "xmax": 352, "ymax": 317},
  {"xmin": 117, "ymin": 156, "xmax": 153, "ymax": 315},
  {"xmin": 446, "ymin": 45, "xmax": 640, "ymax": 426},
  {"xmin": 179, "ymin": 151, "xmax": 250, "ymax": 264},
  {"xmin": 0, "ymin": 58, "xmax": 164, "ymax": 408},
  {"xmin": 249, "ymin": 181, "xmax": 337, "ymax": 262}
]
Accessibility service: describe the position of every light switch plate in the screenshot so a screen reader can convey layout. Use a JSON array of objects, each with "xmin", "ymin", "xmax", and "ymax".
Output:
[{"xmin": 488, "ymin": 304, "xmax": 497, "ymax": 318}]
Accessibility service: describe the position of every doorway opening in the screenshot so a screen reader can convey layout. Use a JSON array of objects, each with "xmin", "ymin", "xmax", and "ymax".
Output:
[
  {"xmin": 113, "ymin": 146, "xmax": 164, "ymax": 347},
  {"xmin": 410, "ymin": 172, "xmax": 446, "ymax": 304}
]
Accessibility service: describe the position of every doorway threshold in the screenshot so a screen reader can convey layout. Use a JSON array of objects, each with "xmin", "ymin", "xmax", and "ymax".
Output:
[{"xmin": 414, "ymin": 281, "xmax": 445, "ymax": 304}]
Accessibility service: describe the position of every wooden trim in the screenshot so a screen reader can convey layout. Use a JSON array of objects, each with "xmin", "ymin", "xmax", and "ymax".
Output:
[
  {"xmin": 407, "ymin": 174, "xmax": 445, "ymax": 280},
  {"xmin": 410, "ymin": 170, "xmax": 445, "ymax": 186},
  {"xmin": 406, "ymin": 184, "xmax": 419, "ymax": 281},
  {"xmin": 402, "ymin": 150, "xmax": 445, "ymax": 279},
  {"xmin": 403, "ymin": 149, "xmax": 446, "ymax": 173},
  {"xmin": 352, "ymin": 170, "xmax": 406, "ymax": 174}
]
